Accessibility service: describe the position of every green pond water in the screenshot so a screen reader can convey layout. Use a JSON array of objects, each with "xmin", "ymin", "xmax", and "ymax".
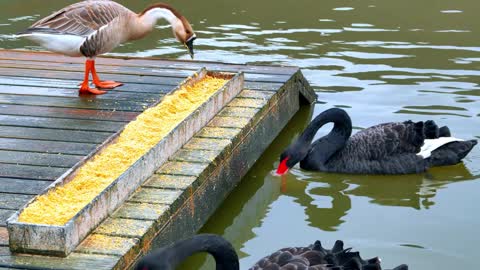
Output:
[{"xmin": 1, "ymin": 1, "xmax": 479, "ymax": 269}]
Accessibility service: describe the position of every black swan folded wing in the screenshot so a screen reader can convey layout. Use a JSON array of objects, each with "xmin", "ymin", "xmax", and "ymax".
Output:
[{"xmin": 346, "ymin": 120, "xmax": 426, "ymax": 160}]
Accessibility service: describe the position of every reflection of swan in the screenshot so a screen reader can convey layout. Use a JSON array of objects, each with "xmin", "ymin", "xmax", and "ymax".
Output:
[
  {"xmin": 344, "ymin": 162, "xmax": 479, "ymax": 209},
  {"xmin": 280, "ymin": 173, "xmax": 351, "ymax": 231},
  {"xmin": 277, "ymin": 108, "xmax": 477, "ymax": 175},
  {"xmin": 135, "ymin": 234, "xmax": 408, "ymax": 270}
]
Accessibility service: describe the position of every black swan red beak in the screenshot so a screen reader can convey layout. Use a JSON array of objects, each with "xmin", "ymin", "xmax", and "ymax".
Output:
[{"xmin": 276, "ymin": 157, "xmax": 290, "ymax": 175}]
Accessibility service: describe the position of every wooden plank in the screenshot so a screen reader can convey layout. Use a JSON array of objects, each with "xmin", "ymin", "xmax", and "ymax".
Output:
[
  {"xmin": 0, "ymin": 194, "xmax": 33, "ymax": 210},
  {"xmin": 0, "ymin": 94, "xmax": 148, "ymax": 112},
  {"xmin": 0, "ymin": 210, "xmax": 15, "ymax": 227},
  {"xmin": 0, "ymin": 76, "xmax": 174, "ymax": 94},
  {"xmin": 0, "ymin": 138, "xmax": 97, "ymax": 155},
  {"xmin": 0, "ymin": 247, "xmax": 120, "ymax": 270},
  {"xmin": 0, "ymin": 104, "xmax": 139, "ymax": 122},
  {"xmin": 0, "ymin": 85, "xmax": 161, "ymax": 101},
  {"xmin": 0, "ymin": 61, "xmax": 292, "ymax": 84},
  {"xmin": 0, "ymin": 150, "xmax": 82, "ymax": 168},
  {"xmin": 0, "ymin": 178, "xmax": 51, "ymax": 195},
  {"xmin": 0, "ymin": 227, "xmax": 7, "ymax": 244},
  {"xmin": 0, "ymin": 50, "xmax": 299, "ymax": 75},
  {"xmin": 0, "ymin": 115, "xmax": 125, "ymax": 132},
  {"xmin": 0, "ymin": 164, "xmax": 66, "ymax": 180},
  {"xmin": 0, "ymin": 58, "xmax": 295, "ymax": 79},
  {"xmin": 0, "ymin": 68, "xmax": 183, "ymax": 86},
  {"xmin": 0, "ymin": 126, "xmax": 111, "ymax": 144},
  {"xmin": 76, "ymin": 234, "xmax": 139, "ymax": 257}
]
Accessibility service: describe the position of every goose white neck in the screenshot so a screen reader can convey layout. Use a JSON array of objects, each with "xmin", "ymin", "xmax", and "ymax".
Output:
[{"xmin": 141, "ymin": 7, "xmax": 179, "ymax": 26}]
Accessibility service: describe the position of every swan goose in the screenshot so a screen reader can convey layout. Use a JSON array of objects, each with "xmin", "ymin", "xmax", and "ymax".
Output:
[{"xmin": 17, "ymin": 0, "xmax": 197, "ymax": 95}]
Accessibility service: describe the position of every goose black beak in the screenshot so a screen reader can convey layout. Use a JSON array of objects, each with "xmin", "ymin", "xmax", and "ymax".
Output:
[{"xmin": 185, "ymin": 35, "xmax": 196, "ymax": 59}]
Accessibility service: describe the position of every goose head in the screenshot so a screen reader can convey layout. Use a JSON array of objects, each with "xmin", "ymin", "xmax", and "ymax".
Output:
[{"xmin": 140, "ymin": 3, "xmax": 197, "ymax": 59}]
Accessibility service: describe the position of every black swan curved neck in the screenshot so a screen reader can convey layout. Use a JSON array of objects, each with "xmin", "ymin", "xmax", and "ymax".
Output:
[
  {"xmin": 135, "ymin": 234, "xmax": 239, "ymax": 270},
  {"xmin": 299, "ymin": 108, "xmax": 352, "ymax": 164},
  {"xmin": 301, "ymin": 108, "xmax": 352, "ymax": 142}
]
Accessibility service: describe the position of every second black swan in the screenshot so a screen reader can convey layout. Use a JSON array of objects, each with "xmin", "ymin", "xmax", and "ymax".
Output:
[
  {"xmin": 277, "ymin": 108, "xmax": 477, "ymax": 175},
  {"xmin": 134, "ymin": 234, "xmax": 408, "ymax": 270}
]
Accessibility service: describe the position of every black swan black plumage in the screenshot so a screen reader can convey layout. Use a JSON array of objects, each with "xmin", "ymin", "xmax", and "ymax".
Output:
[
  {"xmin": 276, "ymin": 108, "xmax": 477, "ymax": 175},
  {"xmin": 134, "ymin": 234, "xmax": 408, "ymax": 270}
]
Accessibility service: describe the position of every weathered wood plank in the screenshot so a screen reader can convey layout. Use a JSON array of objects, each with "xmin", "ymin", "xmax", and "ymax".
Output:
[
  {"xmin": 0, "ymin": 247, "xmax": 120, "ymax": 270},
  {"xmin": 127, "ymin": 188, "xmax": 183, "ymax": 206},
  {"xmin": 0, "ymin": 210, "xmax": 15, "ymax": 227},
  {"xmin": 0, "ymin": 85, "xmax": 161, "ymax": 101},
  {"xmin": 218, "ymin": 106, "xmax": 260, "ymax": 118},
  {"xmin": 143, "ymin": 174, "xmax": 197, "ymax": 190},
  {"xmin": 0, "ymin": 227, "xmax": 8, "ymax": 244},
  {"xmin": 0, "ymin": 76, "xmax": 174, "ymax": 94},
  {"xmin": 94, "ymin": 218, "xmax": 154, "ymax": 238},
  {"xmin": 157, "ymin": 161, "xmax": 210, "ymax": 177},
  {"xmin": 0, "ymin": 68, "xmax": 183, "ymax": 86},
  {"xmin": 0, "ymin": 115, "xmax": 125, "ymax": 132},
  {"xmin": 195, "ymin": 127, "xmax": 242, "ymax": 140},
  {"xmin": 182, "ymin": 137, "xmax": 232, "ymax": 151},
  {"xmin": 0, "ymin": 178, "xmax": 51, "ymax": 195},
  {"xmin": 0, "ymin": 104, "xmax": 138, "ymax": 122},
  {"xmin": 0, "ymin": 51, "xmax": 299, "ymax": 75},
  {"xmin": 0, "ymin": 60, "xmax": 294, "ymax": 83},
  {"xmin": 172, "ymin": 149, "xmax": 222, "ymax": 164},
  {"xmin": 76, "ymin": 234, "xmax": 139, "ymax": 257},
  {"xmin": 0, "ymin": 94, "xmax": 148, "ymax": 112},
  {"xmin": 0, "ymin": 138, "xmax": 97, "ymax": 155},
  {"xmin": 112, "ymin": 202, "xmax": 169, "ymax": 221},
  {"xmin": 0, "ymin": 194, "xmax": 33, "ymax": 210},
  {"xmin": 0, "ymin": 126, "xmax": 111, "ymax": 144},
  {"xmin": 0, "ymin": 150, "xmax": 81, "ymax": 168},
  {"xmin": 0, "ymin": 164, "xmax": 66, "ymax": 180}
]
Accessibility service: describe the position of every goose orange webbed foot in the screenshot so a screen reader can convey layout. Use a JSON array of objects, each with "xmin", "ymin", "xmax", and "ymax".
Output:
[
  {"xmin": 79, "ymin": 82, "xmax": 107, "ymax": 95},
  {"xmin": 94, "ymin": 80, "xmax": 123, "ymax": 89}
]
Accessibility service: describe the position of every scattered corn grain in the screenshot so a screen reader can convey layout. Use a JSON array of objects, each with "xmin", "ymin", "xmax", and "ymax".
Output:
[{"xmin": 18, "ymin": 75, "xmax": 228, "ymax": 225}]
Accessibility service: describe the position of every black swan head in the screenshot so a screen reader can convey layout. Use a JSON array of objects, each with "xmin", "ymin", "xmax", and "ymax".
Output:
[{"xmin": 277, "ymin": 108, "xmax": 352, "ymax": 175}]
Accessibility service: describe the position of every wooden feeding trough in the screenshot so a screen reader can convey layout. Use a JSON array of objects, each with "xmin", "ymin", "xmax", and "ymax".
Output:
[{"xmin": 6, "ymin": 68, "xmax": 244, "ymax": 256}]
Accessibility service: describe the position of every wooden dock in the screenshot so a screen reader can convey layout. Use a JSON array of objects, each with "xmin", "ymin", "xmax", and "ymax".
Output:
[{"xmin": 0, "ymin": 50, "xmax": 315, "ymax": 269}]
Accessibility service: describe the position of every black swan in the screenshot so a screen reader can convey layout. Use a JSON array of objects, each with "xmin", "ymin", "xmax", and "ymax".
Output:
[
  {"xmin": 277, "ymin": 108, "xmax": 477, "ymax": 175},
  {"xmin": 134, "ymin": 234, "xmax": 408, "ymax": 270}
]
